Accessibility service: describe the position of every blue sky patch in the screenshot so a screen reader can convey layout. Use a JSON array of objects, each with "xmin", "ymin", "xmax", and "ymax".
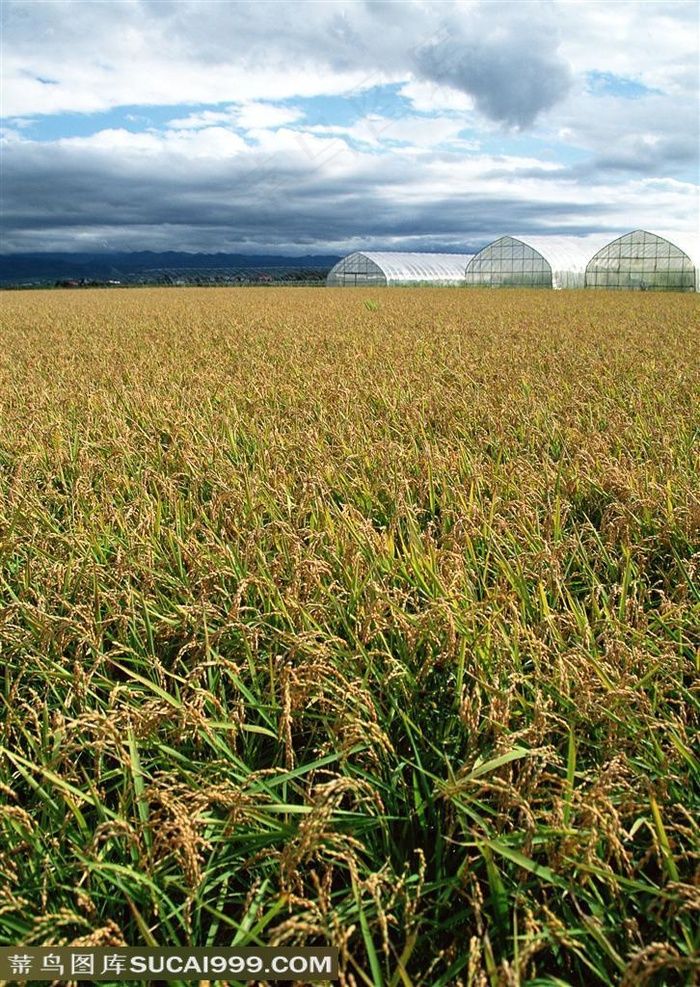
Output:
[
  {"xmin": 293, "ymin": 85, "xmax": 412, "ymax": 129},
  {"xmin": 586, "ymin": 71, "xmax": 662, "ymax": 99},
  {"xmin": 15, "ymin": 104, "xmax": 191, "ymax": 141}
]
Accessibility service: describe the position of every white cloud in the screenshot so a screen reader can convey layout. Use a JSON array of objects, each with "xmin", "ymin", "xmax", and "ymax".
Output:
[
  {"xmin": 307, "ymin": 114, "xmax": 478, "ymax": 149},
  {"xmin": 398, "ymin": 79, "xmax": 475, "ymax": 114},
  {"xmin": 167, "ymin": 109, "xmax": 237, "ymax": 131},
  {"xmin": 558, "ymin": 0, "xmax": 698, "ymax": 95},
  {"xmin": 54, "ymin": 126, "xmax": 248, "ymax": 158},
  {"xmin": 237, "ymin": 103, "xmax": 304, "ymax": 131},
  {"xmin": 167, "ymin": 102, "xmax": 303, "ymax": 133}
]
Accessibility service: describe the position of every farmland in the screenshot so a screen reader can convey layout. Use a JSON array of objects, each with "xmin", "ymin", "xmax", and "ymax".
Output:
[{"xmin": 0, "ymin": 286, "xmax": 698, "ymax": 986}]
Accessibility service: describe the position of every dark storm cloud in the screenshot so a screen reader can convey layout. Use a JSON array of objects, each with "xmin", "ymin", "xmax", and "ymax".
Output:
[
  {"xmin": 591, "ymin": 135, "xmax": 698, "ymax": 176},
  {"xmin": 0, "ymin": 133, "xmax": 622, "ymax": 255},
  {"xmin": 410, "ymin": 6, "xmax": 573, "ymax": 128},
  {"xmin": 553, "ymin": 90, "xmax": 700, "ymax": 184}
]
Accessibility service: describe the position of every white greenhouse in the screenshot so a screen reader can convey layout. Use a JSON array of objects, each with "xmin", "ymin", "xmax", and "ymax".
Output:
[
  {"xmin": 463, "ymin": 235, "xmax": 611, "ymax": 289},
  {"xmin": 326, "ymin": 251, "xmax": 473, "ymax": 287},
  {"xmin": 585, "ymin": 231, "xmax": 699, "ymax": 292}
]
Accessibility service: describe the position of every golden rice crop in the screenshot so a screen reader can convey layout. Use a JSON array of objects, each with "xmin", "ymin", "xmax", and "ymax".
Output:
[{"xmin": 0, "ymin": 286, "xmax": 698, "ymax": 986}]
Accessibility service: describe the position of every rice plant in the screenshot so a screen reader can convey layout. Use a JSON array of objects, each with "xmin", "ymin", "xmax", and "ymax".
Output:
[{"xmin": 0, "ymin": 286, "xmax": 698, "ymax": 986}]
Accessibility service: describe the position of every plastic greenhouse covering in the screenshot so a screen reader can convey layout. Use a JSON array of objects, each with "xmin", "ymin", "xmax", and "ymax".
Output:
[
  {"xmin": 326, "ymin": 234, "xmax": 698, "ymax": 291},
  {"xmin": 585, "ymin": 231, "xmax": 699, "ymax": 291},
  {"xmin": 464, "ymin": 235, "xmax": 611, "ymax": 289},
  {"xmin": 326, "ymin": 252, "xmax": 473, "ymax": 286}
]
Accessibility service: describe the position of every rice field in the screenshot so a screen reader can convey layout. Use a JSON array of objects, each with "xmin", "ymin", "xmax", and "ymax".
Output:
[{"xmin": 0, "ymin": 286, "xmax": 698, "ymax": 987}]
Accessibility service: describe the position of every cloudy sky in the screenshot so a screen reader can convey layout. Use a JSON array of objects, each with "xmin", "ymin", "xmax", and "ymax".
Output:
[{"xmin": 1, "ymin": 0, "xmax": 698, "ymax": 255}]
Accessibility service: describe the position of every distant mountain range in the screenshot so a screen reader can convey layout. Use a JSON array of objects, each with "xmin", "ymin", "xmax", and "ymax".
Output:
[{"xmin": 0, "ymin": 251, "xmax": 343, "ymax": 284}]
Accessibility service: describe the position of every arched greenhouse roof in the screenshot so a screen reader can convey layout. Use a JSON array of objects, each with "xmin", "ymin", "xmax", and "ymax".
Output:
[
  {"xmin": 585, "ymin": 230, "xmax": 699, "ymax": 291},
  {"xmin": 327, "ymin": 251, "xmax": 473, "ymax": 286},
  {"xmin": 464, "ymin": 235, "xmax": 611, "ymax": 289}
]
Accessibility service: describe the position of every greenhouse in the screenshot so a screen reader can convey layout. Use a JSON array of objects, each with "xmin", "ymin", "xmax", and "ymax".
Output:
[
  {"xmin": 464, "ymin": 235, "xmax": 610, "ymax": 289},
  {"xmin": 326, "ymin": 251, "xmax": 473, "ymax": 287},
  {"xmin": 585, "ymin": 231, "xmax": 699, "ymax": 291}
]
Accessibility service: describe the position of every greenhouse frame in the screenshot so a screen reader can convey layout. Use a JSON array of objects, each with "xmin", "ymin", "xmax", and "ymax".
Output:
[
  {"xmin": 585, "ymin": 230, "xmax": 699, "ymax": 292},
  {"xmin": 463, "ymin": 235, "xmax": 611, "ymax": 289},
  {"xmin": 326, "ymin": 251, "xmax": 473, "ymax": 287}
]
